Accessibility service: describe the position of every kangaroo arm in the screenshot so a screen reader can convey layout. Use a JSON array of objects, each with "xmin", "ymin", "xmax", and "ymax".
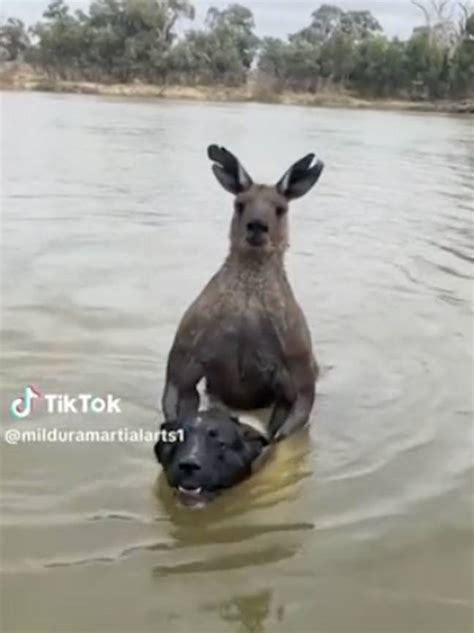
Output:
[
  {"xmin": 162, "ymin": 345, "xmax": 204, "ymax": 422},
  {"xmin": 271, "ymin": 384, "xmax": 315, "ymax": 442},
  {"xmin": 267, "ymin": 300, "xmax": 317, "ymax": 441},
  {"xmin": 161, "ymin": 274, "xmax": 221, "ymax": 421},
  {"xmin": 161, "ymin": 307, "xmax": 208, "ymax": 422},
  {"xmin": 268, "ymin": 352, "xmax": 316, "ymax": 441}
]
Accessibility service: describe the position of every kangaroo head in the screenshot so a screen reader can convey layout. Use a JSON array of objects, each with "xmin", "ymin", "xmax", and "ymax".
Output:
[{"xmin": 207, "ymin": 144, "xmax": 324, "ymax": 256}]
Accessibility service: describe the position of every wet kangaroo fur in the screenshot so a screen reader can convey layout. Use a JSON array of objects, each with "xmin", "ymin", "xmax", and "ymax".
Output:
[{"xmin": 162, "ymin": 145, "xmax": 324, "ymax": 442}]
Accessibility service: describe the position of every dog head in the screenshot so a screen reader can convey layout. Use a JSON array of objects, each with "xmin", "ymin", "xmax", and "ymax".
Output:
[{"xmin": 154, "ymin": 408, "xmax": 269, "ymax": 508}]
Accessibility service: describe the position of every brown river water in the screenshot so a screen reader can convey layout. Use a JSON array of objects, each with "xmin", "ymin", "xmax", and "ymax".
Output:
[{"xmin": 0, "ymin": 92, "xmax": 473, "ymax": 632}]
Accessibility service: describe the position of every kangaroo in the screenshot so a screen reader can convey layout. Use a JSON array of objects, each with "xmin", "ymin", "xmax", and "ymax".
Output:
[{"xmin": 161, "ymin": 145, "xmax": 324, "ymax": 442}]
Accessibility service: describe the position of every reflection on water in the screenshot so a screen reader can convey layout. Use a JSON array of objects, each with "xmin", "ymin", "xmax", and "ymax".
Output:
[
  {"xmin": 155, "ymin": 430, "xmax": 313, "ymax": 525},
  {"xmin": 208, "ymin": 589, "xmax": 275, "ymax": 633},
  {"xmin": 152, "ymin": 434, "xmax": 313, "ymax": 577},
  {"xmin": 1, "ymin": 92, "xmax": 473, "ymax": 633}
]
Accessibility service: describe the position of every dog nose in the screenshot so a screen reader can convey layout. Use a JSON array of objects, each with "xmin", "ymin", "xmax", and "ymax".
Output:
[
  {"xmin": 178, "ymin": 458, "xmax": 202, "ymax": 474},
  {"xmin": 247, "ymin": 220, "xmax": 268, "ymax": 234}
]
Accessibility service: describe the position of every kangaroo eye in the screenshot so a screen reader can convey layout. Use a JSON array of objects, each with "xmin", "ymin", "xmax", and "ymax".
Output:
[
  {"xmin": 235, "ymin": 202, "xmax": 244, "ymax": 214},
  {"xmin": 276, "ymin": 206, "xmax": 287, "ymax": 217}
]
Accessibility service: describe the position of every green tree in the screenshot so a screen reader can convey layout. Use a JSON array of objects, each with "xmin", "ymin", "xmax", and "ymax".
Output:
[
  {"xmin": 282, "ymin": 41, "xmax": 321, "ymax": 91},
  {"xmin": 164, "ymin": 0, "xmax": 195, "ymax": 43},
  {"xmin": 405, "ymin": 29, "xmax": 447, "ymax": 98},
  {"xmin": 450, "ymin": 12, "xmax": 474, "ymax": 96},
  {"xmin": 29, "ymin": 0, "xmax": 195, "ymax": 82},
  {"xmin": 257, "ymin": 37, "xmax": 290, "ymax": 88},
  {"xmin": 352, "ymin": 36, "xmax": 406, "ymax": 97},
  {"xmin": 4, "ymin": 0, "xmax": 472, "ymax": 100},
  {"xmin": 168, "ymin": 3, "xmax": 258, "ymax": 85},
  {"xmin": 272, "ymin": 4, "xmax": 380, "ymax": 91},
  {"xmin": 0, "ymin": 18, "xmax": 30, "ymax": 61},
  {"xmin": 30, "ymin": 0, "xmax": 84, "ymax": 77},
  {"xmin": 290, "ymin": 4, "xmax": 381, "ymax": 46},
  {"xmin": 383, "ymin": 38, "xmax": 408, "ymax": 96},
  {"xmin": 318, "ymin": 31, "xmax": 354, "ymax": 85},
  {"xmin": 206, "ymin": 4, "xmax": 259, "ymax": 70}
]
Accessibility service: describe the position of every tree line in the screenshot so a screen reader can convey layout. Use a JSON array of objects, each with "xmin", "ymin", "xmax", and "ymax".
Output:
[{"xmin": 0, "ymin": 0, "xmax": 473, "ymax": 100}]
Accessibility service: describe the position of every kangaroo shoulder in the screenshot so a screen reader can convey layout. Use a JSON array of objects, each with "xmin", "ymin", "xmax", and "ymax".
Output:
[{"xmin": 173, "ymin": 272, "xmax": 222, "ymax": 344}]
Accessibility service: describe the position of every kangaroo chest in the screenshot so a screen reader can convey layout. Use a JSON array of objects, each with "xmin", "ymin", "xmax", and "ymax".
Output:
[
  {"xmin": 201, "ymin": 298, "xmax": 285, "ymax": 408},
  {"xmin": 211, "ymin": 303, "xmax": 281, "ymax": 364}
]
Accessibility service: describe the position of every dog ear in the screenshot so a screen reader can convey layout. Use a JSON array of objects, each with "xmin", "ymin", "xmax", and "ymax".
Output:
[
  {"xmin": 242, "ymin": 425, "xmax": 271, "ymax": 473},
  {"xmin": 240, "ymin": 422, "xmax": 269, "ymax": 445},
  {"xmin": 239, "ymin": 422, "xmax": 269, "ymax": 464},
  {"xmin": 231, "ymin": 418, "xmax": 269, "ymax": 446},
  {"xmin": 276, "ymin": 153, "xmax": 324, "ymax": 200},
  {"xmin": 154, "ymin": 421, "xmax": 178, "ymax": 465},
  {"xmin": 207, "ymin": 144, "xmax": 253, "ymax": 195},
  {"xmin": 154, "ymin": 439, "xmax": 171, "ymax": 465}
]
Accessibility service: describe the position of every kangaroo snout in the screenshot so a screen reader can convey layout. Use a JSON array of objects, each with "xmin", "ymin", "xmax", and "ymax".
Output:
[
  {"xmin": 247, "ymin": 220, "xmax": 269, "ymax": 233},
  {"xmin": 246, "ymin": 219, "xmax": 269, "ymax": 246}
]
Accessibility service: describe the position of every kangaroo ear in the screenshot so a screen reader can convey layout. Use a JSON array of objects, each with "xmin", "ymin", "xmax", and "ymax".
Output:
[
  {"xmin": 207, "ymin": 144, "xmax": 253, "ymax": 195},
  {"xmin": 276, "ymin": 153, "xmax": 324, "ymax": 200}
]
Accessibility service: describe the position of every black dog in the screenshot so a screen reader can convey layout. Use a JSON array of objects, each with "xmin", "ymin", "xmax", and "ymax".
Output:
[{"xmin": 154, "ymin": 408, "xmax": 268, "ymax": 507}]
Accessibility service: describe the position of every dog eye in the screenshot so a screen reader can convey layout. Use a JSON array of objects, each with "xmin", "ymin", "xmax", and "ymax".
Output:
[
  {"xmin": 276, "ymin": 206, "xmax": 287, "ymax": 217},
  {"xmin": 208, "ymin": 428, "xmax": 219, "ymax": 439}
]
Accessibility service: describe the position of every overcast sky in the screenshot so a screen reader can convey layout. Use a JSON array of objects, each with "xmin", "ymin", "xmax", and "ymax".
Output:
[{"xmin": 1, "ymin": 1, "xmax": 435, "ymax": 40}]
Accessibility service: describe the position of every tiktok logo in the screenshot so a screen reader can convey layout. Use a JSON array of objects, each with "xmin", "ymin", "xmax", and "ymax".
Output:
[
  {"xmin": 9, "ymin": 385, "xmax": 42, "ymax": 419},
  {"xmin": 8, "ymin": 386, "xmax": 121, "ymax": 419}
]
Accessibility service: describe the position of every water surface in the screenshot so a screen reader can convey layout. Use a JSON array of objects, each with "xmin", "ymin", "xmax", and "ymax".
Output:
[{"xmin": 1, "ymin": 92, "xmax": 473, "ymax": 632}]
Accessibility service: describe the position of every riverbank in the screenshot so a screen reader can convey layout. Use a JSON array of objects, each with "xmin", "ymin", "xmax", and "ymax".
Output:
[{"xmin": 1, "ymin": 63, "xmax": 472, "ymax": 114}]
